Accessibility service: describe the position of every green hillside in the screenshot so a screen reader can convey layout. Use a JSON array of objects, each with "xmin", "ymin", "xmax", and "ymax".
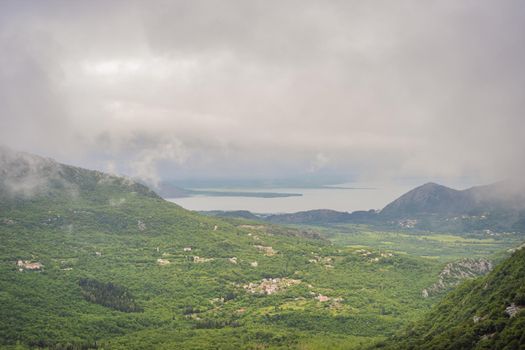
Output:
[
  {"xmin": 374, "ymin": 247, "xmax": 525, "ymax": 349},
  {"xmin": 0, "ymin": 151, "xmax": 444, "ymax": 349},
  {"xmin": 2, "ymin": 149, "xmax": 524, "ymax": 349}
]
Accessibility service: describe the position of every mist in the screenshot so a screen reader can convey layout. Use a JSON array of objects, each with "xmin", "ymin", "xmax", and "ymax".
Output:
[{"xmin": 1, "ymin": 0, "xmax": 524, "ymax": 187}]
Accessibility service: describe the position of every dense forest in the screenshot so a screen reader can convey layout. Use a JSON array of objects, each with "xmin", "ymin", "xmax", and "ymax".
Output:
[{"xmin": 79, "ymin": 278, "xmax": 143, "ymax": 313}]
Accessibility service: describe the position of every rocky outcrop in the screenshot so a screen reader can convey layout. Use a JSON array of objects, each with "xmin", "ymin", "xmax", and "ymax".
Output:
[
  {"xmin": 505, "ymin": 303, "xmax": 522, "ymax": 318},
  {"xmin": 422, "ymin": 258, "xmax": 493, "ymax": 297}
]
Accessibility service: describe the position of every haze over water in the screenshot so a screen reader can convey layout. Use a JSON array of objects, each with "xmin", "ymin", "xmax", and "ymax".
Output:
[{"xmin": 168, "ymin": 183, "xmax": 414, "ymax": 213}]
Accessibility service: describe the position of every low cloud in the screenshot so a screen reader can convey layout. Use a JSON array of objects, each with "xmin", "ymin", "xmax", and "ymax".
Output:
[
  {"xmin": 308, "ymin": 153, "xmax": 329, "ymax": 173},
  {"xmin": 130, "ymin": 137, "xmax": 188, "ymax": 187}
]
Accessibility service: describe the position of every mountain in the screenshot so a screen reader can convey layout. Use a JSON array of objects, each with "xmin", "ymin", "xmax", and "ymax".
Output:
[
  {"xmin": 375, "ymin": 247, "xmax": 525, "ymax": 349},
  {"xmin": 203, "ymin": 208, "xmax": 379, "ymax": 226},
  {"xmin": 266, "ymin": 209, "xmax": 377, "ymax": 225},
  {"xmin": 0, "ymin": 148, "xmax": 442, "ymax": 349},
  {"xmin": 379, "ymin": 181, "xmax": 525, "ymax": 233},
  {"xmin": 381, "ymin": 181, "xmax": 525, "ymax": 219},
  {"xmin": 200, "ymin": 180, "xmax": 525, "ymax": 233},
  {"xmin": 465, "ymin": 180, "xmax": 525, "ymax": 213},
  {"xmin": 380, "ymin": 182, "xmax": 472, "ymax": 218},
  {"xmin": 0, "ymin": 146, "xmax": 158, "ymax": 204},
  {"xmin": 200, "ymin": 210, "xmax": 262, "ymax": 221}
]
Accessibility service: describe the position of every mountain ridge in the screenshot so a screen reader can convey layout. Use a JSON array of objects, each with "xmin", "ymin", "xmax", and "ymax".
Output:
[
  {"xmin": 0, "ymin": 146, "xmax": 159, "ymax": 204},
  {"xmin": 203, "ymin": 180, "xmax": 525, "ymax": 233}
]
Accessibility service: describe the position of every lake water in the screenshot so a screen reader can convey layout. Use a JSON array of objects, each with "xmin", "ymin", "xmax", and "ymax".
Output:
[{"xmin": 167, "ymin": 183, "xmax": 414, "ymax": 213}]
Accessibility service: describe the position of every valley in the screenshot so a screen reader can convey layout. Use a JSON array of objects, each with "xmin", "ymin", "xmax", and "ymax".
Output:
[
  {"xmin": 306, "ymin": 224, "xmax": 521, "ymax": 262},
  {"xmin": 0, "ymin": 193, "xmax": 439, "ymax": 349},
  {"xmin": 1, "ymin": 149, "xmax": 524, "ymax": 349}
]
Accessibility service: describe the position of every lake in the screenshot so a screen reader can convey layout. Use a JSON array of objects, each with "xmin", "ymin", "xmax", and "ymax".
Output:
[{"xmin": 167, "ymin": 183, "xmax": 413, "ymax": 213}]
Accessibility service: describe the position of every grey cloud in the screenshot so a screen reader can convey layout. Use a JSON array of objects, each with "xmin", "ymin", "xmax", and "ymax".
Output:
[{"xmin": 1, "ymin": 0, "xmax": 524, "ymax": 186}]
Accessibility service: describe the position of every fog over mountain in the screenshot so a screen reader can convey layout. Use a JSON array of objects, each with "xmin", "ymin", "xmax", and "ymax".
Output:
[{"xmin": 1, "ymin": 0, "xmax": 524, "ymax": 186}]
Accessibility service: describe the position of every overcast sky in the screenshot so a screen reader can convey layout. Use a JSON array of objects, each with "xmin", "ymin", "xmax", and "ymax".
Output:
[{"xmin": 1, "ymin": 0, "xmax": 524, "ymax": 187}]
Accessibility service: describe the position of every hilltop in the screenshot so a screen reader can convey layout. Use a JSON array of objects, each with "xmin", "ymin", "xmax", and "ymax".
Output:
[
  {"xmin": 0, "ymin": 146, "xmax": 158, "ymax": 205},
  {"xmin": 379, "ymin": 182, "xmax": 470, "ymax": 218}
]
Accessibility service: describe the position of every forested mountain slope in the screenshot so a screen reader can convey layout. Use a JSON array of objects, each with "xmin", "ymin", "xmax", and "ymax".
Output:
[
  {"xmin": 375, "ymin": 247, "xmax": 525, "ymax": 349},
  {"xmin": 0, "ymin": 146, "xmax": 158, "ymax": 204},
  {"xmin": 379, "ymin": 181, "xmax": 525, "ymax": 233}
]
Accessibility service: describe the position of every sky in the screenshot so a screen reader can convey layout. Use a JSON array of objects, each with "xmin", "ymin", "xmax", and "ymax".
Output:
[{"xmin": 1, "ymin": 0, "xmax": 524, "ymax": 188}]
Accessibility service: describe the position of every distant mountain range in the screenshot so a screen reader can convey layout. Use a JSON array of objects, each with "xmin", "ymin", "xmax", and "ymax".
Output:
[
  {"xmin": 381, "ymin": 181, "xmax": 525, "ymax": 218},
  {"xmin": 3, "ymin": 145, "xmax": 523, "ymax": 233},
  {"xmin": 204, "ymin": 181, "xmax": 525, "ymax": 233}
]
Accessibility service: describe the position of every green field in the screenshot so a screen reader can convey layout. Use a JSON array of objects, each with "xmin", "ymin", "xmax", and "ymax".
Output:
[{"xmin": 298, "ymin": 223, "xmax": 522, "ymax": 262}]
